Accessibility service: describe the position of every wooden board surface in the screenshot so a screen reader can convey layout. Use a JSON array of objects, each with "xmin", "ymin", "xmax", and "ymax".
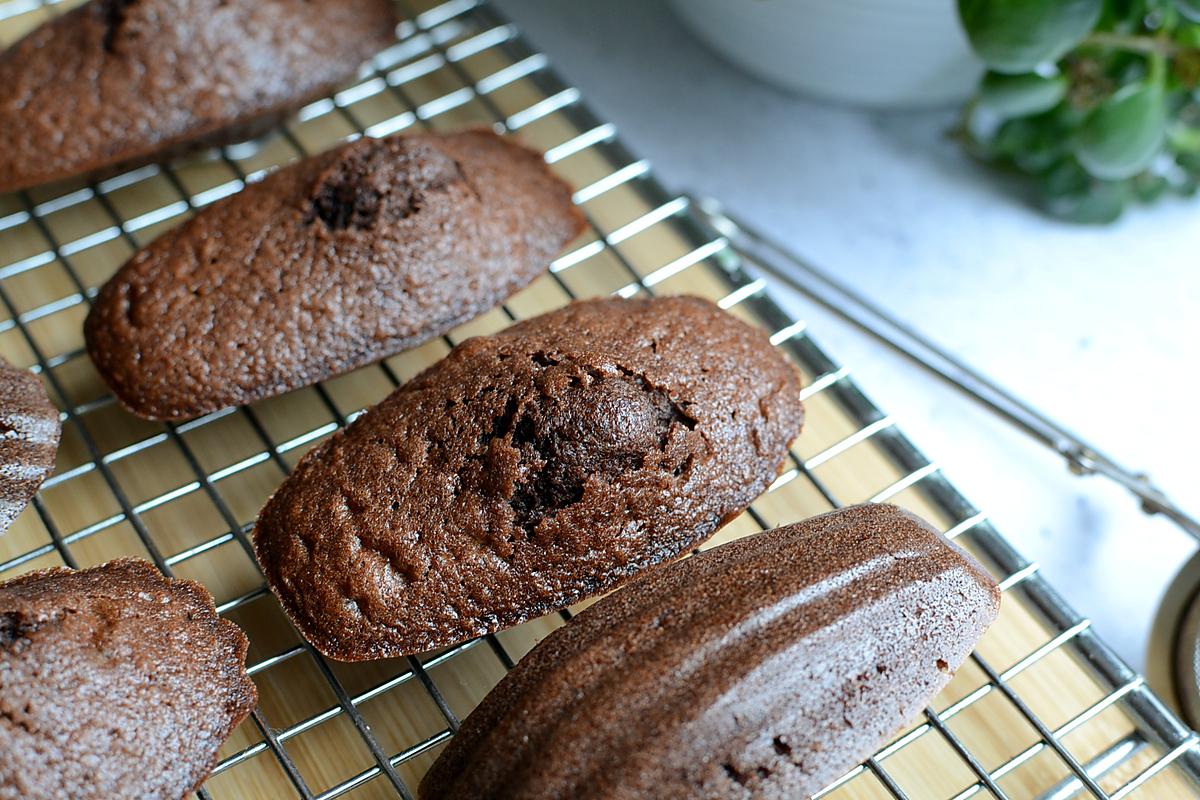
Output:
[{"xmin": 0, "ymin": 1, "xmax": 1196, "ymax": 797}]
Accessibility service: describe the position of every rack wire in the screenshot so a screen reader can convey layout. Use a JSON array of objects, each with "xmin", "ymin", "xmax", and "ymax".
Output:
[{"xmin": 0, "ymin": 0, "xmax": 1197, "ymax": 797}]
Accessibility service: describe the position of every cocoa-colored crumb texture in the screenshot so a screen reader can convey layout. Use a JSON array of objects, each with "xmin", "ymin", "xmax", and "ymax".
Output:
[
  {"xmin": 0, "ymin": 558, "xmax": 257, "ymax": 800},
  {"xmin": 254, "ymin": 295, "xmax": 805, "ymax": 661},
  {"xmin": 0, "ymin": 0, "xmax": 397, "ymax": 193},
  {"xmin": 0, "ymin": 360, "xmax": 61, "ymax": 534},
  {"xmin": 419, "ymin": 503, "xmax": 1001, "ymax": 800},
  {"xmin": 85, "ymin": 130, "xmax": 585, "ymax": 421}
]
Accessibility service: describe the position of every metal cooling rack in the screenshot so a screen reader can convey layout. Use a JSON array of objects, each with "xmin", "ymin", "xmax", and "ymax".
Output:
[{"xmin": 0, "ymin": 0, "xmax": 1197, "ymax": 798}]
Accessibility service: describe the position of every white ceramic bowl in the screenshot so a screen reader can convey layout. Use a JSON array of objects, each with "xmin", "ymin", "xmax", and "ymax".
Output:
[{"xmin": 668, "ymin": 0, "xmax": 983, "ymax": 109}]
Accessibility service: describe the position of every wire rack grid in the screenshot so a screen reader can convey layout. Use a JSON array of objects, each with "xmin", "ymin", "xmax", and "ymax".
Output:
[{"xmin": 0, "ymin": 0, "xmax": 1197, "ymax": 798}]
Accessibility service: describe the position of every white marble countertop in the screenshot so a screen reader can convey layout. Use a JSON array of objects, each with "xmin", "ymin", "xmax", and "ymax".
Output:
[{"xmin": 495, "ymin": 0, "xmax": 1200, "ymax": 675}]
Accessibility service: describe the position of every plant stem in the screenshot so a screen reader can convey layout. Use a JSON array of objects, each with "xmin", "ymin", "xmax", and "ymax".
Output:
[
  {"xmin": 1083, "ymin": 32, "xmax": 1180, "ymax": 57},
  {"xmin": 1150, "ymin": 48, "xmax": 1168, "ymax": 87}
]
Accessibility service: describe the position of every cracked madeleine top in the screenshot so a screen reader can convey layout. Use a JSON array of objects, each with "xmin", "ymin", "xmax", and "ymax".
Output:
[
  {"xmin": 84, "ymin": 130, "xmax": 585, "ymax": 420},
  {"xmin": 254, "ymin": 296, "xmax": 805, "ymax": 661},
  {"xmin": 0, "ymin": 0, "xmax": 397, "ymax": 192}
]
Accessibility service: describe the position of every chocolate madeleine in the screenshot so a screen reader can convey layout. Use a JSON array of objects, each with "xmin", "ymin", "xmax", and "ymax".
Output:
[
  {"xmin": 420, "ymin": 504, "xmax": 1001, "ymax": 800},
  {"xmin": 0, "ymin": 0, "xmax": 396, "ymax": 193},
  {"xmin": 85, "ymin": 130, "xmax": 585, "ymax": 420},
  {"xmin": 0, "ymin": 360, "xmax": 60, "ymax": 534},
  {"xmin": 0, "ymin": 559, "xmax": 257, "ymax": 800},
  {"xmin": 255, "ymin": 295, "xmax": 804, "ymax": 661}
]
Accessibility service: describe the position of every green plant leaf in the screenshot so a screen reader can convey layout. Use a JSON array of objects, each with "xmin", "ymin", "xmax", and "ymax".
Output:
[
  {"xmin": 1178, "ymin": 24, "xmax": 1200, "ymax": 48},
  {"xmin": 1039, "ymin": 161, "xmax": 1130, "ymax": 222},
  {"xmin": 979, "ymin": 71, "xmax": 1069, "ymax": 117},
  {"xmin": 1176, "ymin": 152, "xmax": 1200, "ymax": 193},
  {"xmin": 1167, "ymin": 120, "xmax": 1200, "ymax": 153},
  {"xmin": 989, "ymin": 117, "xmax": 1041, "ymax": 156},
  {"xmin": 983, "ymin": 115, "xmax": 1071, "ymax": 169},
  {"xmin": 1133, "ymin": 171, "xmax": 1169, "ymax": 200},
  {"xmin": 1075, "ymin": 82, "xmax": 1167, "ymax": 179},
  {"xmin": 1178, "ymin": 0, "xmax": 1200, "ymax": 23},
  {"xmin": 958, "ymin": 0, "xmax": 1103, "ymax": 73}
]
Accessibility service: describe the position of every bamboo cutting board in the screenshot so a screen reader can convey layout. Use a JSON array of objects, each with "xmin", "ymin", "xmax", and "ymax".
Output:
[{"xmin": 0, "ymin": 1, "xmax": 1196, "ymax": 797}]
